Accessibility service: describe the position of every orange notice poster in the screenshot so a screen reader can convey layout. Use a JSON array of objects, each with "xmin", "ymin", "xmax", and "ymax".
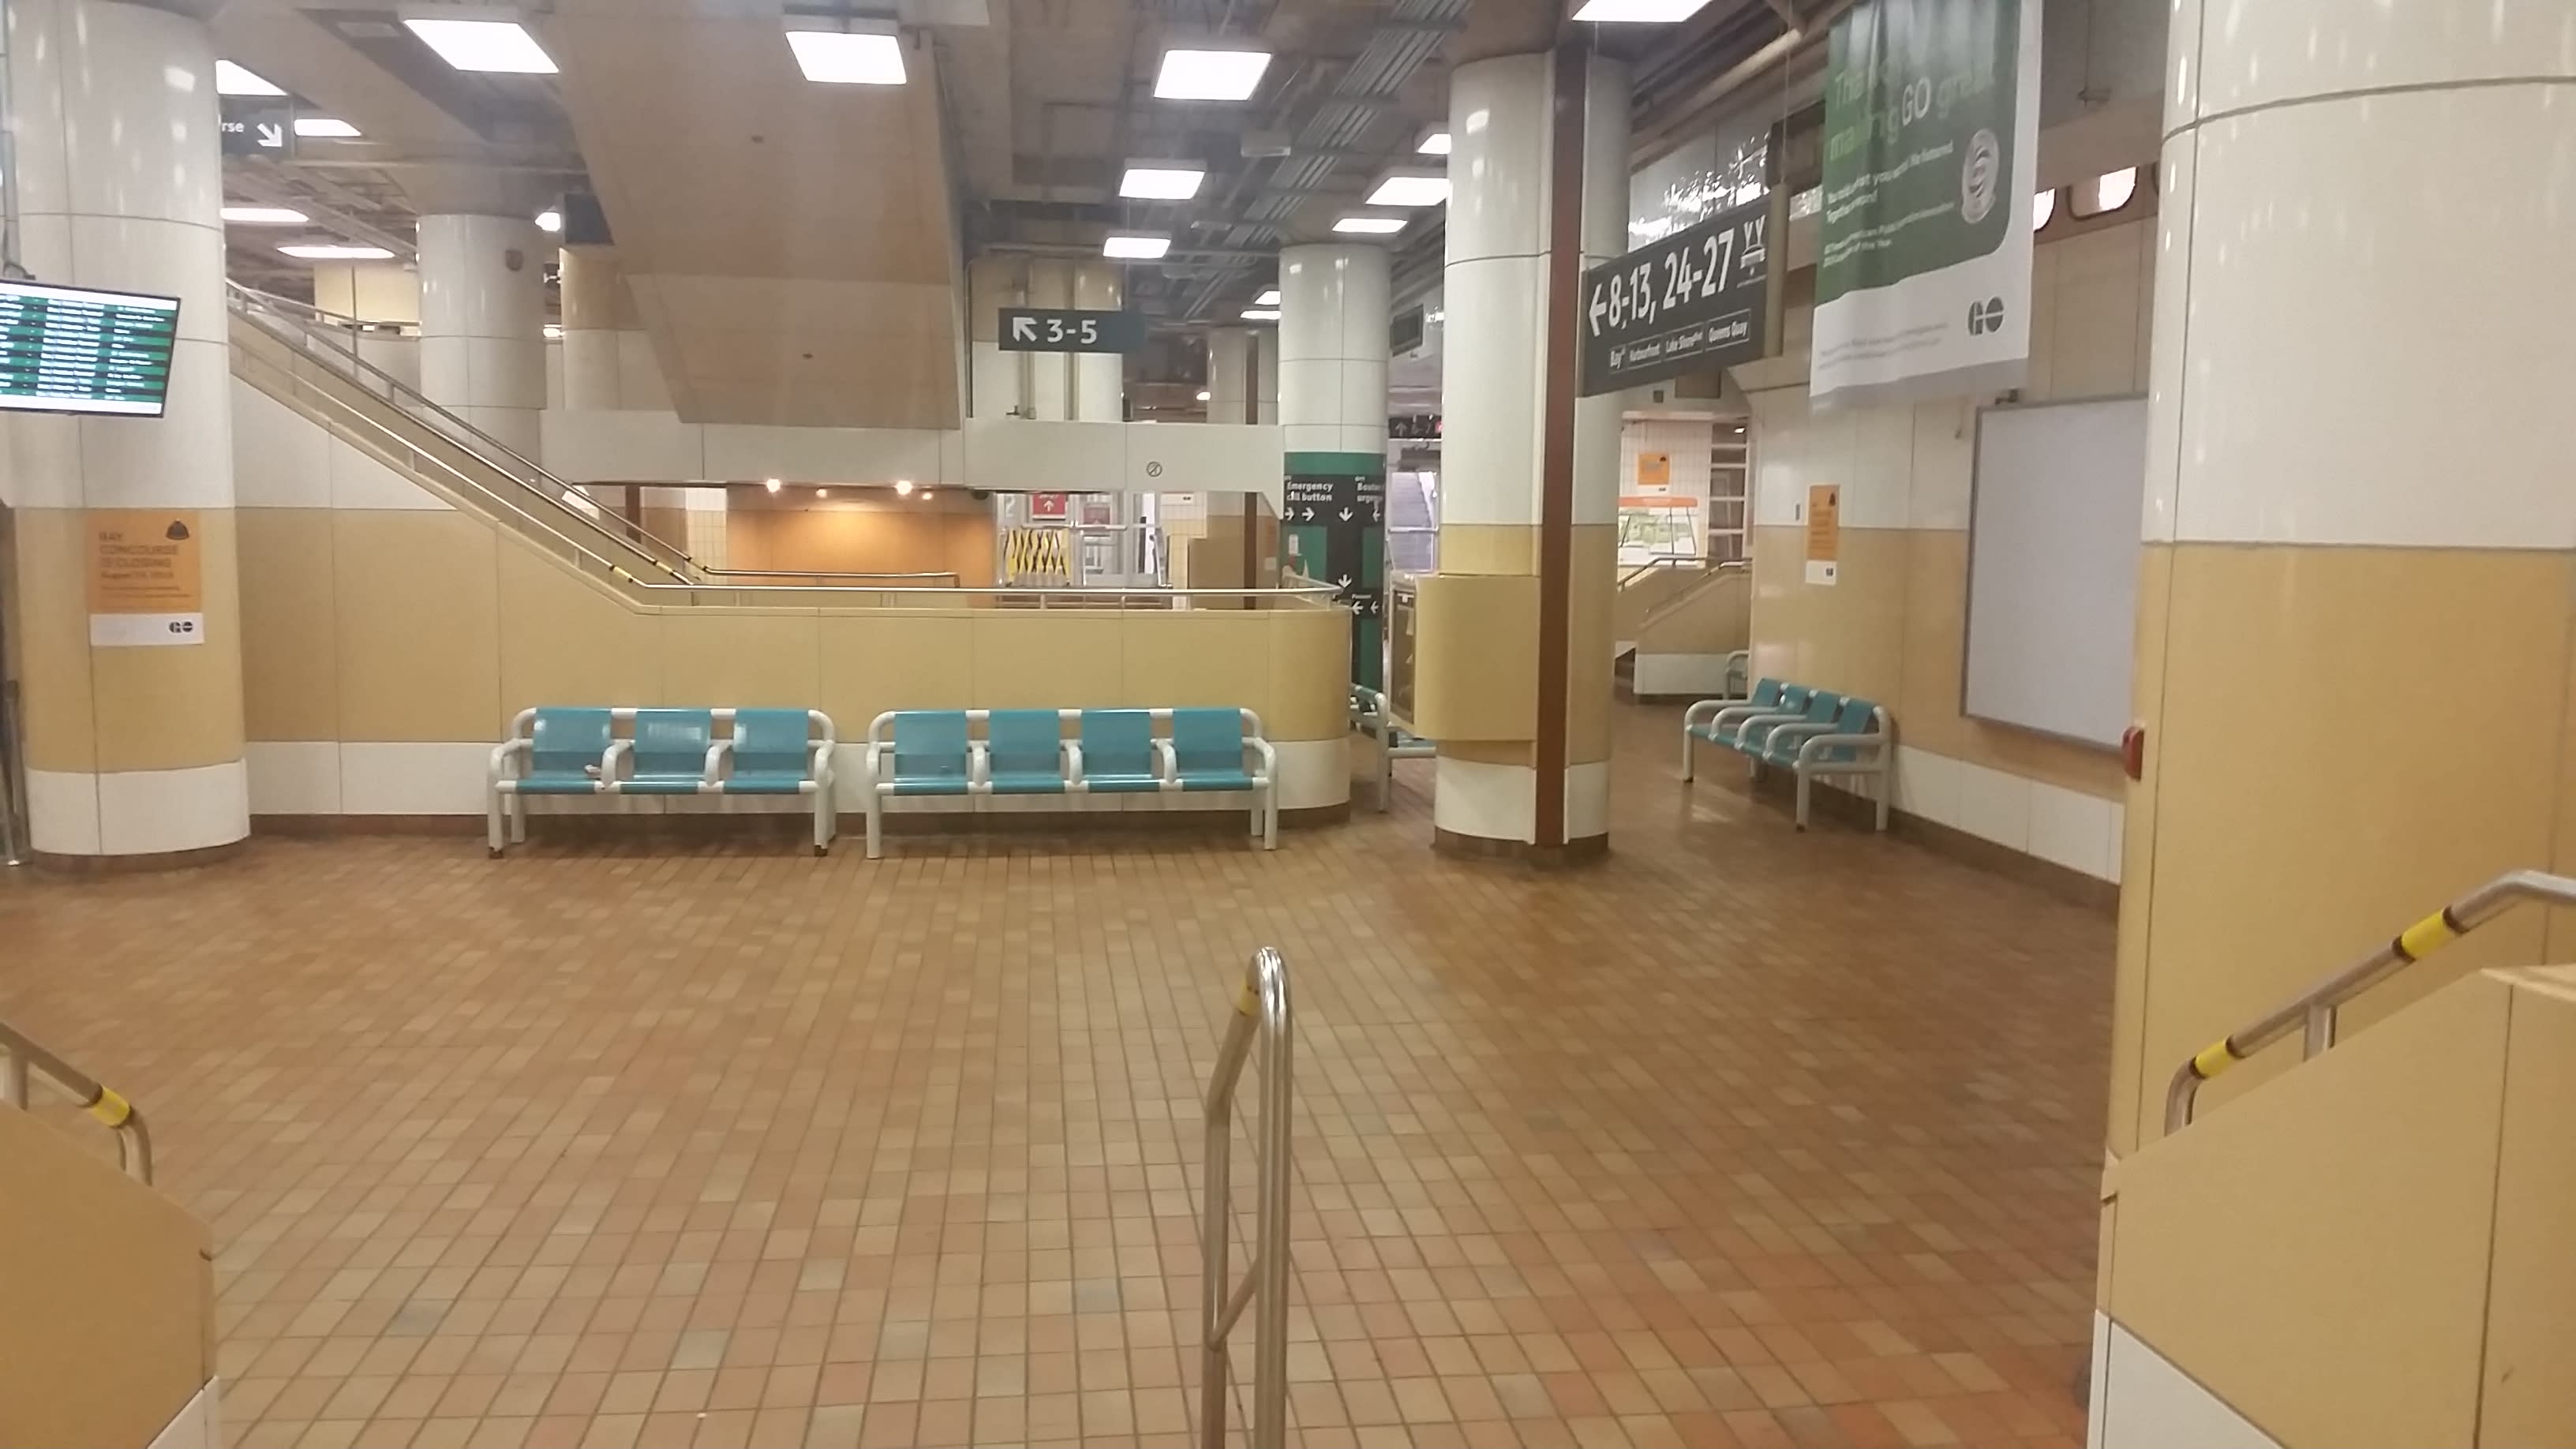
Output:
[
  {"xmin": 87, "ymin": 508, "xmax": 204, "ymax": 646},
  {"xmin": 1804, "ymin": 485, "xmax": 1840, "ymax": 586},
  {"xmin": 1635, "ymin": 451, "xmax": 1672, "ymax": 492}
]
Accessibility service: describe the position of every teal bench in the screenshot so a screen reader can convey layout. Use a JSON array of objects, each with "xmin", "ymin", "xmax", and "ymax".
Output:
[
  {"xmin": 864, "ymin": 707, "xmax": 1277, "ymax": 858},
  {"xmin": 1683, "ymin": 680, "xmax": 1893, "ymax": 830},
  {"xmin": 489, "ymin": 706, "xmax": 839, "ymax": 856}
]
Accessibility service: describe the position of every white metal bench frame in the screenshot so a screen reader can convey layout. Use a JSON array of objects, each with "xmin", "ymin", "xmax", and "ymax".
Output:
[
  {"xmin": 1349, "ymin": 686, "xmax": 1434, "ymax": 812},
  {"xmin": 863, "ymin": 707, "xmax": 1278, "ymax": 859},
  {"xmin": 488, "ymin": 706, "xmax": 838, "ymax": 856}
]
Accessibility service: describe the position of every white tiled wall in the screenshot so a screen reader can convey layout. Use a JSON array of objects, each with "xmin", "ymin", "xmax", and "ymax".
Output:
[
  {"xmin": 1619, "ymin": 417, "xmax": 1714, "ymax": 499},
  {"xmin": 1895, "ymin": 744, "xmax": 2123, "ymax": 883}
]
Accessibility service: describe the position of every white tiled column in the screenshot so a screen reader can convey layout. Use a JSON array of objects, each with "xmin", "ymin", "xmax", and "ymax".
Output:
[
  {"xmin": 1277, "ymin": 244, "xmax": 1389, "ymax": 459},
  {"xmin": 418, "ymin": 214, "xmax": 548, "ymax": 458},
  {"xmin": 1432, "ymin": 49, "xmax": 1627, "ymax": 850},
  {"xmin": 556, "ymin": 243, "xmax": 622, "ymax": 410},
  {"xmin": 6, "ymin": 0, "xmax": 249, "ymax": 860},
  {"xmin": 1071, "ymin": 262, "xmax": 1123, "ymax": 422},
  {"xmin": 1206, "ymin": 328, "xmax": 1256, "ymax": 425}
]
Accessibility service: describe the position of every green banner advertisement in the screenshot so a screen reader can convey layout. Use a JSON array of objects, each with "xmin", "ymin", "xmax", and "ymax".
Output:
[{"xmin": 1811, "ymin": 0, "xmax": 2039, "ymax": 408}]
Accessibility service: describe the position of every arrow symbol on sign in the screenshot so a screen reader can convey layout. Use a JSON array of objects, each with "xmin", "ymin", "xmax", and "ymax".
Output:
[
  {"xmin": 1337, "ymin": 574, "xmax": 1354, "ymax": 588},
  {"xmin": 1338, "ymin": 507, "xmax": 1353, "ymax": 521},
  {"xmin": 1587, "ymin": 286, "xmax": 1608, "ymax": 337},
  {"xmin": 1009, "ymin": 316, "xmax": 1038, "ymax": 343},
  {"xmin": 256, "ymin": 121, "xmax": 286, "ymax": 148}
]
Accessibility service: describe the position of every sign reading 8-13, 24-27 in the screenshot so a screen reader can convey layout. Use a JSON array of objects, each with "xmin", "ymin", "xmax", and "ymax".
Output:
[{"xmin": 1579, "ymin": 195, "xmax": 1770, "ymax": 396}]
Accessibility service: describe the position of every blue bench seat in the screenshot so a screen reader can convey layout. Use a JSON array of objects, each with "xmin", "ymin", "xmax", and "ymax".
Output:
[
  {"xmin": 1682, "ymin": 680, "xmax": 1893, "ymax": 831},
  {"xmin": 866, "ymin": 707, "xmax": 1278, "ymax": 858},
  {"xmin": 490, "ymin": 706, "xmax": 838, "ymax": 855}
]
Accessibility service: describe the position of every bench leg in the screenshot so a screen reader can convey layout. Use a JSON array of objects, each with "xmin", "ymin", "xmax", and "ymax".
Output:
[
  {"xmin": 813, "ymin": 792, "xmax": 830, "ymax": 856},
  {"xmin": 1875, "ymin": 771, "xmax": 1892, "ymax": 832},
  {"xmin": 1264, "ymin": 786, "xmax": 1279, "ymax": 851},
  {"xmin": 1795, "ymin": 771, "xmax": 1812, "ymax": 831},
  {"xmin": 487, "ymin": 790, "xmax": 507, "ymax": 857},
  {"xmin": 1681, "ymin": 729, "xmax": 1694, "ymax": 782},
  {"xmin": 509, "ymin": 792, "xmax": 528, "ymax": 844},
  {"xmin": 865, "ymin": 796, "xmax": 883, "ymax": 860}
]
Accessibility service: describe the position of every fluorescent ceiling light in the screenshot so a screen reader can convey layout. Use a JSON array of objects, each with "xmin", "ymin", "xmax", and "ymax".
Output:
[
  {"xmin": 1240, "ymin": 307, "xmax": 1280, "ymax": 320},
  {"xmin": 223, "ymin": 205, "xmax": 309, "ymax": 225},
  {"xmin": 1365, "ymin": 171, "xmax": 1449, "ymax": 208},
  {"xmin": 1154, "ymin": 47, "xmax": 1271, "ymax": 102},
  {"xmin": 279, "ymin": 244, "xmax": 397, "ymax": 260},
  {"xmin": 1253, "ymin": 288, "xmax": 1280, "ymax": 305},
  {"xmin": 1103, "ymin": 234, "xmax": 1170, "ymax": 260},
  {"xmin": 894, "ymin": 479, "xmax": 915, "ymax": 496},
  {"xmin": 784, "ymin": 27, "xmax": 906, "ymax": 84},
  {"xmin": 543, "ymin": 323, "xmax": 564, "ymax": 339},
  {"xmin": 1417, "ymin": 129, "xmax": 1451, "ymax": 156},
  {"xmin": 1196, "ymin": 389, "xmax": 1212, "ymax": 402},
  {"xmin": 764, "ymin": 477, "xmax": 783, "ymax": 492},
  {"xmin": 1571, "ymin": 0, "xmax": 1718, "ymax": 20},
  {"xmin": 2091, "ymin": 167, "xmax": 2138, "ymax": 212},
  {"xmin": 1332, "ymin": 215, "xmax": 1406, "ymax": 234},
  {"xmin": 216, "ymin": 61, "xmax": 286, "ymax": 96},
  {"xmin": 535, "ymin": 208, "xmax": 562, "ymax": 233},
  {"xmin": 402, "ymin": 17, "xmax": 559, "ymax": 74},
  {"xmin": 294, "ymin": 116, "xmax": 361, "ymax": 138},
  {"xmin": 1119, "ymin": 163, "xmax": 1205, "ymax": 200},
  {"xmin": 2033, "ymin": 189, "xmax": 2057, "ymax": 230}
]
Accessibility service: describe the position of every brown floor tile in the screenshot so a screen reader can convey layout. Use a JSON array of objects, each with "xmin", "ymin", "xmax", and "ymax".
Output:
[{"xmin": 0, "ymin": 702, "xmax": 2107, "ymax": 1449}]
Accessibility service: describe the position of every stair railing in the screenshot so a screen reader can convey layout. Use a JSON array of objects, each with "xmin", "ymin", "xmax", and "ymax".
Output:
[
  {"xmin": 1, "ymin": 1017, "xmax": 152, "ymax": 1182},
  {"xmin": 1199, "ymin": 947, "xmax": 1293, "ymax": 1449}
]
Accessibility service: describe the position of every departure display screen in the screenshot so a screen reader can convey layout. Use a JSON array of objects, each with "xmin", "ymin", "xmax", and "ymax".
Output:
[{"xmin": 0, "ymin": 278, "xmax": 182, "ymax": 417}]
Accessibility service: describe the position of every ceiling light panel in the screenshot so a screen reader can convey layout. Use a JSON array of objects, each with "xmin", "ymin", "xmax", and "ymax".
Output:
[
  {"xmin": 1417, "ymin": 129, "xmax": 1452, "ymax": 155},
  {"xmin": 1332, "ymin": 215, "xmax": 1407, "ymax": 234},
  {"xmin": 216, "ymin": 60, "xmax": 286, "ymax": 95},
  {"xmin": 1154, "ymin": 48, "xmax": 1271, "ymax": 102},
  {"xmin": 535, "ymin": 209, "xmax": 562, "ymax": 233},
  {"xmin": 279, "ymin": 244, "xmax": 397, "ymax": 260},
  {"xmin": 1254, "ymin": 289, "xmax": 1280, "ymax": 305},
  {"xmin": 223, "ymin": 206, "xmax": 309, "ymax": 224},
  {"xmin": 1572, "ymin": 0, "xmax": 1717, "ymax": 17},
  {"xmin": 1239, "ymin": 308, "xmax": 1281, "ymax": 320},
  {"xmin": 402, "ymin": 17, "xmax": 559, "ymax": 74},
  {"xmin": 785, "ymin": 27, "xmax": 906, "ymax": 84},
  {"xmin": 294, "ymin": 117, "xmax": 361, "ymax": 138},
  {"xmin": 1119, "ymin": 163, "xmax": 1205, "ymax": 200},
  {"xmin": 1366, "ymin": 171, "xmax": 1450, "ymax": 208},
  {"xmin": 1103, "ymin": 234, "xmax": 1170, "ymax": 260}
]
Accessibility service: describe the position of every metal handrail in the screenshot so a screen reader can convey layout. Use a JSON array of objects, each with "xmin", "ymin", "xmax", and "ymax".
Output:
[
  {"xmin": 1635, "ymin": 558, "xmax": 1749, "ymax": 634},
  {"xmin": 1, "ymin": 1017, "xmax": 153, "ymax": 1183},
  {"xmin": 1618, "ymin": 554, "xmax": 1722, "ymax": 589},
  {"xmin": 2166, "ymin": 869, "xmax": 2576, "ymax": 1132},
  {"xmin": 224, "ymin": 282, "xmax": 703, "ymax": 580},
  {"xmin": 1200, "ymin": 947, "xmax": 1292, "ymax": 1449},
  {"xmin": 700, "ymin": 568, "xmax": 963, "ymax": 584}
]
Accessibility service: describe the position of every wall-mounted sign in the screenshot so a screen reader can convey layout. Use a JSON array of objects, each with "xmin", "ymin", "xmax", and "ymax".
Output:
[
  {"xmin": 1284, "ymin": 469, "xmax": 1388, "ymax": 689},
  {"xmin": 1028, "ymin": 492, "xmax": 1069, "ymax": 520},
  {"xmin": 1580, "ymin": 195, "xmax": 1771, "ymax": 396},
  {"xmin": 0, "ymin": 279, "xmax": 181, "ymax": 417},
  {"xmin": 1805, "ymin": 484, "xmax": 1840, "ymax": 586},
  {"xmin": 88, "ymin": 509, "xmax": 204, "ymax": 646},
  {"xmin": 998, "ymin": 306, "xmax": 1145, "ymax": 354},
  {"xmin": 1634, "ymin": 451, "xmax": 1672, "ymax": 492},
  {"xmin": 1389, "ymin": 305, "xmax": 1426, "ymax": 357}
]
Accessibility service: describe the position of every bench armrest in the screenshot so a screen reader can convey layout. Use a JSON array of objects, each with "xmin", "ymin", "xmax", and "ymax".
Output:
[
  {"xmin": 1796, "ymin": 729, "xmax": 1892, "ymax": 766},
  {"xmin": 601, "ymin": 739, "xmax": 633, "ymax": 784},
  {"xmin": 863, "ymin": 740, "xmax": 885, "ymax": 790},
  {"xmin": 1154, "ymin": 738, "xmax": 1178, "ymax": 784},
  {"xmin": 1723, "ymin": 709, "xmax": 1806, "ymax": 744},
  {"xmin": 487, "ymin": 737, "xmax": 529, "ymax": 786},
  {"xmin": 1064, "ymin": 740, "xmax": 1085, "ymax": 784},
  {"xmin": 1684, "ymin": 696, "xmax": 1747, "ymax": 728},
  {"xmin": 1247, "ymin": 735, "xmax": 1277, "ymax": 783},
  {"xmin": 810, "ymin": 737, "xmax": 835, "ymax": 788}
]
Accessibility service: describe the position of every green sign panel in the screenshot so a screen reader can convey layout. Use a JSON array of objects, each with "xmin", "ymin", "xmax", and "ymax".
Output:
[{"xmin": 1811, "ymin": 0, "xmax": 2038, "ymax": 407}]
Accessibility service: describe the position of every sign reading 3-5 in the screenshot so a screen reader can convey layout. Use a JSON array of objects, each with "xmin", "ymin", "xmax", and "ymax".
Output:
[
  {"xmin": 998, "ymin": 306, "xmax": 1145, "ymax": 354},
  {"xmin": 1581, "ymin": 195, "xmax": 1772, "ymax": 395}
]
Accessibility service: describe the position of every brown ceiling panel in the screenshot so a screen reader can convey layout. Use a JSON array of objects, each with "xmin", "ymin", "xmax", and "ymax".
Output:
[{"xmin": 543, "ymin": 6, "xmax": 965, "ymax": 428}]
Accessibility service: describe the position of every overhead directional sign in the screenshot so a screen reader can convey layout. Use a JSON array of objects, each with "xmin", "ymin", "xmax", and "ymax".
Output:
[
  {"xmin": 220, "ymin": 106, "xmax": 293, "ymax": 157},
  {"xmin": 1580, "ymin": 195, "xmax": 1771, "ymax": 396},
  {"xmin": 998, "ymin": 306, "xmax": 1145, "ymax": 354}
]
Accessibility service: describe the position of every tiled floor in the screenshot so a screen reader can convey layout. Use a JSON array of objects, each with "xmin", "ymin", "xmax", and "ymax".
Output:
[{"xmin": 1, "ymin": 702, "xmax": 2112, "ymax": 1449}]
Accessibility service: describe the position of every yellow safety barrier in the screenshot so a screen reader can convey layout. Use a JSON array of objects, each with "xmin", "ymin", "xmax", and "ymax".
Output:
[
  {"xmin": 86, "ymin": 1086, "xmax": 133, "ymax": 1128},
  {"xmin": 1006, "ymin": 527, "xmax": 1073, "ymax": 583}
]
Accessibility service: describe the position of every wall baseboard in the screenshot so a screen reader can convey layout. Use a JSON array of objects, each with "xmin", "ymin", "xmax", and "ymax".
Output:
[{"xmin": 1709, "ymin": 770, "xmax": 2118, "ymax": 915}]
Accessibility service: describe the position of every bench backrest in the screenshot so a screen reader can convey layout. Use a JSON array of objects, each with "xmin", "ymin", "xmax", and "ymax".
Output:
[
  {"xmin": 1079, "ymin": 710, "xmax": 1156, "ymax": 776},
  {"xmin": 531, "ymin": 707, "xmax": 612, "ymax": 775},
  {"xmin": 1832, "ymin": 697, "xmax": 1878, "ymax": 734},
  {"xmin": 1748, "ymin": 678, "xmax": 1783, "ymax": 709},
  {"xmin": 632, "ymin": 709, "xmax": 713, "ymax": 777},
  {"xmin": 734, "ymin": 708, "xmax": 814, "ymax": 776},
  {"xmin": 1170, "ymin": 708, "xmax": 1246, "ymax": 776},
  {"xmin": 1775, "ymin": 684, "xmax": 1812, "ymax": 714},
  {"xmin": 1799, "ymin": 690, "xmax": 1844, "ymax": 724},
  {"xmin": 985, "ymin": 710, "xmax": 1064, "ymax": 777},
  {"xmin": 890, "ymin": 710, "xmax": 970, "ymax": 783}
]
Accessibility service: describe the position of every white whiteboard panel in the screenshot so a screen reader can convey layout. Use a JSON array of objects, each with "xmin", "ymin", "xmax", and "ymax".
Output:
[{"xmin": 1964, "ymin": 397, "xmax": 2147, "ymax": 749}]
